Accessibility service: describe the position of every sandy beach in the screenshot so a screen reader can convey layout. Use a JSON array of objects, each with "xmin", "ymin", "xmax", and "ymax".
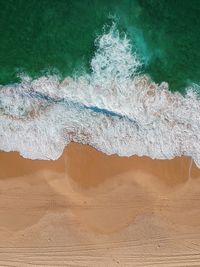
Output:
[{"xmin": 0, "ymin": 143, "xmax": 200, "ymax": 266}]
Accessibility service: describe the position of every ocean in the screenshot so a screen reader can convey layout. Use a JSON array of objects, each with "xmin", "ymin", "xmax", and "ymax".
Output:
[
  {"xmin": 1, "ymin": 0, "xmax": 200, "ymax": 91},
  {"xmin": 1, "ymin": 0, "xmax": 200, "ymax": 166}
]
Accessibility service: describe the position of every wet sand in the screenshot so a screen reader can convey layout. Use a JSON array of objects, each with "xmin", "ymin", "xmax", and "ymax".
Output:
[{"xmin": 0, "ymin": 143, "xmax": 200, "ymax": 266}]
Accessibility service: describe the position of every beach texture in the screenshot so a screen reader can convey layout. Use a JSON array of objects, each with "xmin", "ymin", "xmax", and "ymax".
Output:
[{"xmin": 0, "ymin": 143, "xmax": 200, "ymax": 266}]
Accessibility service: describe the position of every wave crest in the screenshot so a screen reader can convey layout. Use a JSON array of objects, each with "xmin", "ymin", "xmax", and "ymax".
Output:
[{"xmin": 1, "ymin": 26, "xmax": 200, "ymax": 167}]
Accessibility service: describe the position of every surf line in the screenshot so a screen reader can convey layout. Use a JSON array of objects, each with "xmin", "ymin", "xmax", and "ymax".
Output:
[{"xmin": 19, "ymin": 89, "xmax": 139, "ymax": 127}]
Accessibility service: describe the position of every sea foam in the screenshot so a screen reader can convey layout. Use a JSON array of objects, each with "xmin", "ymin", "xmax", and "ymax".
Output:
[{"xmin": 1, "ymin": 25, "xmax": 200, "ymax": 166}]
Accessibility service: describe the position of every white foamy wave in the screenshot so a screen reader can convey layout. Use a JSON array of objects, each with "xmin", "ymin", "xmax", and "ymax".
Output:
[{"xmin": 1, "ymin": 26, "xmax": 200, "ymax": 166}]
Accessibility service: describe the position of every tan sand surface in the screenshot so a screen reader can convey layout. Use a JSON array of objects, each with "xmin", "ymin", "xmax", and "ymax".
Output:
[{"xmin": 0, "ymin": 143, "xmax": 200, "ymax": 266}]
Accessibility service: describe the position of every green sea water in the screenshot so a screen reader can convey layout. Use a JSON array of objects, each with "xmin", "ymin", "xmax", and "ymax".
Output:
[{"xmin": 0, "ymin": 0, "xmax": 200, "ymax": 93}]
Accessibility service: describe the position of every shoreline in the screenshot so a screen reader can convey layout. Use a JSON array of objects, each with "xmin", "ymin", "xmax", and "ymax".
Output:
[{"xmin": 1, "ymin": 142, "xmax": 199, "ymax": 180}]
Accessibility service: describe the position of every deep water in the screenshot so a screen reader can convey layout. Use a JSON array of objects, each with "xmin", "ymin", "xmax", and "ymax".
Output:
[{"xmin": 0, "ymin": 0, "xmax": 200, "ymax": 93}]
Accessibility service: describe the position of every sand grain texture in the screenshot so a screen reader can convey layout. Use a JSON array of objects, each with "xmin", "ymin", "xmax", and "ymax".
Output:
[{"xmin": 0, "ymin": 143, "xmax": 200, "ymax": 266}]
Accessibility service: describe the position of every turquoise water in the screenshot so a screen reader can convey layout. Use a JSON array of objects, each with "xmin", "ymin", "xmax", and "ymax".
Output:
[{"xmin": 1, "ymin": 0, "xmax": 200, "ymax": 92}]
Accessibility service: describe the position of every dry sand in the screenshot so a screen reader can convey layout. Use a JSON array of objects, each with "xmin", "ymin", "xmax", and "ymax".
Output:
[{"xmin": 0, "ymin": 143, "xmax": 200, "ymax": 266}]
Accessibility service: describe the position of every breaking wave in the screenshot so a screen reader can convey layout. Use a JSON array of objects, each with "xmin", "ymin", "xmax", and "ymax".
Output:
[{"xmin": 1, "ymin": 25, "xmax": 200, "ymax": 167}]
